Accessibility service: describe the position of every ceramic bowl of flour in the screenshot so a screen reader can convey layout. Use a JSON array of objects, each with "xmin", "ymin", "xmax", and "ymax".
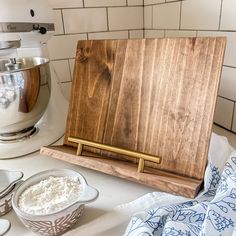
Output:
[{"xmin": 12, "ymin": 169, "xmax": 98, "ymax": 236}]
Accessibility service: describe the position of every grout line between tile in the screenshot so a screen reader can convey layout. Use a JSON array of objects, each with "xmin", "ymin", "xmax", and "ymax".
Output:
[
  {"xmin": 231, "ymin": 102, "xmax": 235, "ymax": 130},
  {"xmin": 60, "ymin": 9, "xmax": 66, "ymax": 35},
  {"xmin": 218, "ymin": 95, "xmax": 236, "ymax": 103},
  {"xmin": 213, "ymin": 123, "xmax": 236, "ymax": 134},
  {"xmin": 143, "ymin": 0, "xmax": 145, "ymax": 38},
  {"xmin": 179, "ymin": 1, "xmax": 182, "ymax": 30},
  {"xmin": 106, "ymin": 7, "xmax": 110, "ymax": 31},
  {"xmin": 53, "ymin": 5, "xmax": 142, "ymax": 10},
  {"xmin": 60, "ymin": 81, "xmax": 72, "ymax": 84},
  {"xmin": 53, "ymin": 28, "xmax": 236, "ymax": 38},
  {"xmin": 51, "ymin": 58, "xmax": 75, "ymax": 62},
  {"xmin": 144, "ymin": 0, "xmax": 182, "ymax": 7},
  {"xmin": 144, "ymin": 28, "xmax": 199, "ymax": 32},
  {"xmin": 151, "ymin": 5, "xmax": 153, "ymax": 29},
  {"xmin": 224, "ymin": 65, "xmax": 236, "ymax": 69},
  {"xmin": 145, "ymin": 28, "xmax": 236, "ymax": 32},
  {"xmin": 67, "ymin": 59, "xmax": 72, "ymax": 81},
  {"xmin": 218, "ymin": 0, "xmax": 223, "ymax": 30},
  {"xmin": 55, "ymin": 28, "xmax": 143, "ymax": 35}
]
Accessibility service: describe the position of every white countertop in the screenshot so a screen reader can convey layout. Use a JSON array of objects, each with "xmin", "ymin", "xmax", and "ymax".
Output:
[
  {"xmin": 1, "ymin": 124, "xmax": 236, "ymax": 236},
  {"xmin": 0, "ymin": 139, "xmax": 156, "ymax": 236}
]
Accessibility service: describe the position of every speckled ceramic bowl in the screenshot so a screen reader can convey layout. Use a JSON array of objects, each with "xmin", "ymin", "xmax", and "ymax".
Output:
[{"xmin": 12, "ymin": 169, "xmax": 98, "ymax": 236}]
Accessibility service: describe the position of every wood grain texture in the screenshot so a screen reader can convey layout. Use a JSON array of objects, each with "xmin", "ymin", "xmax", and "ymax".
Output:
[
  {"xmin": 41, "ymin": 146, "xmax": 202, "ymax": 198},
  {"xmin": 64, "ymin": 40, "xmax": 116, "ymax": 154},
  {"xmin": 62, "ymin": 38, "xmax": 225, "ymax": 185}
]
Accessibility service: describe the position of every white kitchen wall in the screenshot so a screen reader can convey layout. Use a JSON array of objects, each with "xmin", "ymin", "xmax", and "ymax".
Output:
[
  {"xmin": 144, "ymin": 0, "xmax": 236, "ymax": 132},
  {"xmin": 47, "ymin": 0, "xmax": 143, "ymax": 100}
]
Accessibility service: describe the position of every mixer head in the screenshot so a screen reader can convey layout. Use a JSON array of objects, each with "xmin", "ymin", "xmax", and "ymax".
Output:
[{"xmin": 0, "ymin": 0, "xmax": 54, "ymax": 56}]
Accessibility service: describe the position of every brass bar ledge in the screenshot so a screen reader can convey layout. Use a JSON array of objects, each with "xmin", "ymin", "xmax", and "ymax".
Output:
[{"xmin": 68, "ymin": 137, "xmax": 162, "ymax": 173}]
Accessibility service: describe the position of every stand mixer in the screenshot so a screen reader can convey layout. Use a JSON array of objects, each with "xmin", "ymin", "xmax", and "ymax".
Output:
[{"xmin": 0, "ymin": 0, "xmax": 68, "ymax": 159}]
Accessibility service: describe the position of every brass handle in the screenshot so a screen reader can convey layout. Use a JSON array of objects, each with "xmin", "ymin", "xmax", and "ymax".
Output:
[{"xmin": 68, "ymin": 137, "xmax": 162, "ymax": 173}]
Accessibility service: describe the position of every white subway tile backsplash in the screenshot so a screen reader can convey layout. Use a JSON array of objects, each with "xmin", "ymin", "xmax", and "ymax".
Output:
[
  {"xmin": 153, "ymin": 2, "xmax": 180, "ymax": 29},
  {"xmin": 214, "ymin": 97, "xmax": 234, "ymax": 130},
  {"xmin": 165, "ymin": 30, "xmax": 197, "ymax": 37},
  {"xmin": 47, "ymin": 34, "xmax": 87, "ymax": 60},
  {"xmin": 144, "ymin": 6, "xmax": 152, "ymax": 29},
  {"xmin": 129, "ymin": 30, "xmax": 144, "ymax": 39},
  {"xmin": 53, "ymin": 10, "xmax": 64, "ymax": 35},
  {"xmin": 144, "ymin": 29, "xmax": 164, "ymax": 38},
  {"xmin": 60, "ymin": 82, "xmax": 72, "ymax": 101},
  {"xmin": 63, "ymin": 8, "xmax": 107, "ymax": 34},
  {"xmin": 84, "ymin": 0, "xmax": 126, "ymax": 7},
  {"xmin": 219, "ymin": 67, "xmax": 236, "ymax": 101},
  {"xmin": 128, "ymin": 0, "xmax": 143, "ymax": 6},
  {"xmin": 221, "ymin": 0, "xmax": 236, "ymax": 30},
  {"xmin": 88, "ymin": 31, "xmax": 128, "ymax": 40},
  {"xmin": 144, "ymin": 0, "xmax": 164, "ymax": 5},
  {"xmin": 181, "ymin": 0, "xmax": 221, "ymax": 30},
  {"xmin": 198, "ymin": 31, "xmax": 236, "ymax": 68},
  {"xmin": 49, "ymin": 0, "xmax": 83, "ymax": 8},
  {"xmin": 108, "ymin": 7, "xmax": 143, "ymax": 31},
  {"xmin": 51, "ymin": 60, "xmax": 71, "ymax": 83}
]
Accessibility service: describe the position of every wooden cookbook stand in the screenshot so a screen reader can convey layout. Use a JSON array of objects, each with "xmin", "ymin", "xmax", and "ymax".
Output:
[{"xmin": 41, "ymin": 38, "xmax": 226, "ymax": 198}]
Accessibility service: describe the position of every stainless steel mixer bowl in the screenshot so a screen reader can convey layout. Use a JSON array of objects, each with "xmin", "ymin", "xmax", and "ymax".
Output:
[{"xmin": 0, "ymin": 57, "xmax": 51, "ymax": 141}]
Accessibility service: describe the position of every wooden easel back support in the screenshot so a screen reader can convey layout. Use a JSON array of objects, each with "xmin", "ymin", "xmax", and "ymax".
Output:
[{"xmin": 41, "ymin": 38, "xmax": 226, "ymax": 198}]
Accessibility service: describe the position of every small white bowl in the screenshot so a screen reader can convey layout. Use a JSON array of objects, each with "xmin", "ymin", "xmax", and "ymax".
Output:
[
  {"xmin": 12, "ymin": 169, "xmax": 98, "ymax": 236},
  {"xmin": 0, "ymin": 181, "xmax": 23, "ymax": 216},
  {"xmin": 0, "ymin": 219, "xmax": 11, "ymax": 235}
]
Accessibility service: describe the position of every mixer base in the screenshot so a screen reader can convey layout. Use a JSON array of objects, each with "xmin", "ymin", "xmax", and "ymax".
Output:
[
  {"xmin": 0, "ymin": 127, "xmax": 38, "ymax": 143},
  {"xmin": 0, "ymin": 117, "xmax": 64, "ymax": 159}
]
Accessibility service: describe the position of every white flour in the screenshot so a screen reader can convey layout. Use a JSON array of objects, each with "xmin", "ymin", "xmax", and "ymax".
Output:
[{"xmin": 18, "ymin": 176, "xmax": 83, "ymax": 215}]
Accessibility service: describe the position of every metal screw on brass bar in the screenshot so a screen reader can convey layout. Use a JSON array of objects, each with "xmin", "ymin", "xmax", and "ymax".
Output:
[
  {"xmin": 138, "ymin": 158, "xmax": 145, "ymax": 173},
  {"xmin": 76, "ymin": 143, "xmax": 83, "ymax": 156},
  {"xmin": 68, "ymin": 137, "xmax": 162, "ymax": 172}
]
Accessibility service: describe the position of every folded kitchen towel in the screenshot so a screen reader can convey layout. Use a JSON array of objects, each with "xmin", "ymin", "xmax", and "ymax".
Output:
[{"xmin": 124, "ymin": 133, "xmax": 236, "ymax": 236}]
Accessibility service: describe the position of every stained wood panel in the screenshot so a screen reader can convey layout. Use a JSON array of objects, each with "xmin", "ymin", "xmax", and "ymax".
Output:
[
  {"xmin": 35, "ymin": 37, "xmax": 226, "ymax": 197},
  {"xmin": 64, "ymin": 38, "xmax": 225, "ymax": 181},
  {"xmin": 102, "ymin": 38, "xmax": 226, "ymax": 179}
]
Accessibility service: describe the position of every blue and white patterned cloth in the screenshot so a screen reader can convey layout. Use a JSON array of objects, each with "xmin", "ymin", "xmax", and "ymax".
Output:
[{"xmin": 124, "ymin": 133, "xmax": 236, "ymax": 236}]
